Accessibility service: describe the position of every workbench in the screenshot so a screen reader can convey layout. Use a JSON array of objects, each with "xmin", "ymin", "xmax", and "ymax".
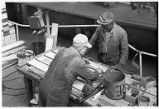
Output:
[{"xmin": 17, "ymin": 49, "xmax": 130, "ymax": 106}]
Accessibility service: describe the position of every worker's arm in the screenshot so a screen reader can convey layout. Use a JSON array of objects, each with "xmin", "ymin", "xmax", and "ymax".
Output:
[
  {"xmin": 72, "ymin": 57, "xmax": 99, "ymax": 81},
  {"xmin": 89, "ymin": 27, "xmax": 100, "ymax": 46},
  {"xmin": 119, "ymin": 30, "xmax": 129, "ymax": 66},
  {"xmin": 111, "ymin": 30, "xmax": 128, "ymax": 70}
]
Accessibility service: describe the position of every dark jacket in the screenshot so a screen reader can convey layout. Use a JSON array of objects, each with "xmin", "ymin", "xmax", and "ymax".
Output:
[
  {"xmin": 38, "ymin": 47, "xmax": 99, "ymax": 106},
  {"xmin": 89, "ymin": 23, "xmax": 128, "ymax": 66}
]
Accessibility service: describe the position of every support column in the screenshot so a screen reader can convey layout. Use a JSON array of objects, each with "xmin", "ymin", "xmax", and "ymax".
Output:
[
  {"xmin": 139, "ymin": 52, "xmax": 142, "ymax": 76},
  {"xmin": 45, "ymin": 11, "xmax": 50, "ymax": 35}
]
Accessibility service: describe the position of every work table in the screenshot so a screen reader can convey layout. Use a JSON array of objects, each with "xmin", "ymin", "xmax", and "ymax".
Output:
[{"xmin": 17, "ymin": 49, "xmax": 155, "ymax": 106}]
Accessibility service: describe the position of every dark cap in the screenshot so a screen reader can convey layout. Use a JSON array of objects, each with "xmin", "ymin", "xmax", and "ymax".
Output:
[{"xmin": 97, "ymin": 11, "xmax": 114, "ymax": 25}]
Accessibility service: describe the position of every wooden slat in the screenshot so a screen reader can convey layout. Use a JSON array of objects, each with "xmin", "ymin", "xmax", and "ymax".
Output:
[
  {"xmin": 2, "ymin": 45, "xmax": 27, "ymax": 57},
  {"xmin": 2, "ymin": 64, "xmax": 17, "ymax": 78},
  {"xmin": 52, "ymin": 23, "xmax": 58, "ymax": 50},
  {"xmin": 2, "ymin": 59, "xmax": 17, "ymax": 69},
  {"xmin": 44, "ymin": 51, "xmax": 56, "ymax": 59},
  {"xmin": 27, "ymin": 59, "xmax": 49, "ymax": 72},
  {"xmin": 28, "ymin": 66, "xmax": 45, "ymax": 78},
  {"xmin": 2, "ymin": 54, "xmax": 18, "ymax": 62},
  {"xmin": 36, "ymin": 55, "xmax": 53, "ymax": 65},
  {"xmin": 2, "ymin": 40, "xmax": 25, "ymax": 53}
]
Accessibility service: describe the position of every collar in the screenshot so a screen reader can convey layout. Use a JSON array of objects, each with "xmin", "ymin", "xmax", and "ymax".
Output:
[
  {"xmin": 108, "ymin": 23, "xmax": 116, "ymax": 34},
  {"xmin": 71, "ymin": 46, "xmax": 81, "ymax": 57},
  {"xmin": 111, "ymin": 23, "xmax": 116, "ymax": 33}
]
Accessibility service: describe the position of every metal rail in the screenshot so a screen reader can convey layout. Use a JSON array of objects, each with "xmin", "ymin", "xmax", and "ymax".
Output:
[{"xmin": 9, "ymin": 20, "xmax": 157, "ymax": 76}]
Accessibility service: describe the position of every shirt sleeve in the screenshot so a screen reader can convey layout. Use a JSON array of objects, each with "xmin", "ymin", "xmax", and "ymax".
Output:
[
  {"xmin": 71, "ymin": 57, "xmax": 99, "ymax": 81},
  {"xmin": 89, "ymin": 27, "xmax": 99, "ymax": 46},
  {"xmin": 119, "ymin": 30, "xmax": 129, "ymax": 65}
]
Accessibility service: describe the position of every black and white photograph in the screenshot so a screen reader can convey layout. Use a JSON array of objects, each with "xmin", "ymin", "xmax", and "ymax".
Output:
[{"xmin": 1, "ymin": 0, "xmax": 158, "ymax": 107}]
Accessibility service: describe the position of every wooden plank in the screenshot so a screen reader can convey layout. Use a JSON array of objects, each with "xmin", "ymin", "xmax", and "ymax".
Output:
[
  {"xmin": 45, "ymin": 11, "xmax": 50, "ymax": 34},
  {"xmin": 2, "ymin": 54, "xmax": 18, "ymax": 62},
  {"xmin": 45, "ymin": 23, "xmax": 59, "ymax": 51},
  {"xmin": 2, "ymin": 59, "xmax": 17, "ymax": 69},
  {"xmin": 2, "ymin": 64, "xmax": 17, "ymax": 78},
  {"xmin": 27, "ymin": 59, "xmax": 49, "ymax": 72},
  {"xmin": 36, "ymin": 55, "xmax": 53, "ymax": 65},
  {"xmin": 52, "ymin": 23, "xmax": 59, "ymax": 50},
  {"xmin": 17, "ymin": 65, "xmax": 42, "ymax": 81},
  {"xmin": 45, "ymin": 37, "xmax": 53, "ymax": 52},
  {"xmin": 44, "ymin": 51, "xmax": 56, "ymax": 59},
  {"xmin": 2, "ymin": 40, "xmax": 25, "ymax": 53},
  {"xmin": 72, "ymin": 80, "xmax": 85, "ymax": 91},
  {"xmin": 2, "ymin": 45, "xmax": 27, "ymax": 57},
  {"xmin": 28, "ymin": 66, "xmax": 45, "ymax": 78}
]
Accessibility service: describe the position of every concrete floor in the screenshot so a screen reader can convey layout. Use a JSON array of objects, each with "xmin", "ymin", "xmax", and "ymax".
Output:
[{"xmin": 2, "ymin": 27, "xmax": 157, "ymax": 107}]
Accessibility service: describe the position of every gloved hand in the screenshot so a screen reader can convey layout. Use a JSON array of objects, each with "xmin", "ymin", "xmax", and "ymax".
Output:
[
  {"xmin": 84, "ymin": 58, "xmax": 90, "ymax": 65},
  {"xmin": 82, "ymin": 84, "xmax": 94, "ymax": 96},
  {"xmin": 95, "ymin": 68, "xmax": 103, "ymax": 74}
]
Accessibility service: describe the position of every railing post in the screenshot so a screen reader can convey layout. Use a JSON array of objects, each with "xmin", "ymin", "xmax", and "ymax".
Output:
[
  {"xmin": 15, "ymin": 25, "xmax": 19, "ymax": 41},
  {"xmin": 45, "ymin": 11, "xmax": 50, "ymax": 35},
  {"xmin": 139, "ymin": 51, "xmax": 143, "ymax": 76}
]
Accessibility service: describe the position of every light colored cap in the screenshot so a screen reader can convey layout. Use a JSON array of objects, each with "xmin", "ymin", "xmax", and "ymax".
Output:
[
  {"xmin": 97, "ymin": 11, "xmax": 114, "ymax": 25},
  {"xmin": 73, "ymin": 33, "xmax": 92, "ymax": 48}
]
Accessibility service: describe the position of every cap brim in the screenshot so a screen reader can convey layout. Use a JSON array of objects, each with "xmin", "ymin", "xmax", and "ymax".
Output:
[
  {"xmin": 85, "ymin": 42, "xmax": 92, "ymax": 48},
  {"xmin": 97, "ymin": 19, "xmax": 113, "ymax": 25}
]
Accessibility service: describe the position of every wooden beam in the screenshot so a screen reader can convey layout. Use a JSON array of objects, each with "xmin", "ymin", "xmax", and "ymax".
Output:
[
  {"xmin": 45, "ymin": 11, "xmax": 50, "ymax": 35},
  {"xmin": 52, "ymin": 23, "xmax": 59, "ymax": 50},
  {"xmin": 2, "ymin": 40, "xmax": 25, "ymax": 53},
  {"xmin": 2, "ymin": 45, "xmax": 27, "ymax": 57},
  {"xmin": 45, "ymin": 23, "xmax": 58, "ymax": 51}
]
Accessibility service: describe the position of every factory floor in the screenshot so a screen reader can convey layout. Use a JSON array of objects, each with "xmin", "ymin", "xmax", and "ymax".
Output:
[{"xmin": 2, "ymin": 27, "xmax": 157, "ymax": 107}]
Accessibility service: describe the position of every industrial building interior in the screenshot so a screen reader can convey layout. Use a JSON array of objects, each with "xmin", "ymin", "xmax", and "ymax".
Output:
[
  {"xmin": 2, "ymin": 2, "xmax": 158, "ymax": 107},
  {"xmin": 2, "ymin": 27, "xmax": 157, "ymax": 106}
]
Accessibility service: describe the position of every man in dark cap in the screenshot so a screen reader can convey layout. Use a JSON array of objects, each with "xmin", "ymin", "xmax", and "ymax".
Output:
[
  {"xmin": 38, "ymin": 33, "xmax": 100, "ymax": 106},
  {"xmin": 89, "ymin": 11, "xmax": 129, "ymax": 69}
]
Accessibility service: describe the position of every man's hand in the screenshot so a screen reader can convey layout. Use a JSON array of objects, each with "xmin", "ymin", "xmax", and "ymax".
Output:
[
  {"xmin": 84, "ymin": 58, "xmax": 90, "ymax": 65},
  {"xmin": 96, "ymin": 68, "xmax": 103, "ymax": 74}
]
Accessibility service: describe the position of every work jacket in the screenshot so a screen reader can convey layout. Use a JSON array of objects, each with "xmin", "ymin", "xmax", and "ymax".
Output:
[
  {"xmin": 89, "ymin": 23, "xmax": 128, "ymax": 66},
  {"xmin": 38, "ymin": 47, "xmax": 99, "ymax": 106}
]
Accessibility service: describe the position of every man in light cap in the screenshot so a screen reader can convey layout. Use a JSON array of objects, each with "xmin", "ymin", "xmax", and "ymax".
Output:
[
  {"xmin": 89, "ymin": 11, "xmax": 129, "ymax": 70},
  {"xmin": 39, "ymin": 33, "xmax": 99, "ymax": 106}
]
